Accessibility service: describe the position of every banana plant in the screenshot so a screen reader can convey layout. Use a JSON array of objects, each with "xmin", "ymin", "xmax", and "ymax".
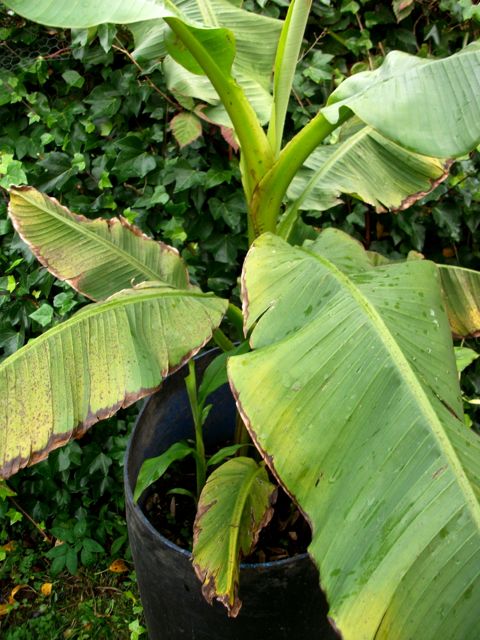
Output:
[{"xmin": 1, "ymin": 1, "xmax": 480, "ymax": 638}]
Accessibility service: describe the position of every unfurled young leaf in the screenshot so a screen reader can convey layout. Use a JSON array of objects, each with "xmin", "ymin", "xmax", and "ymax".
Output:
[
  {"xmin": 193, "ymin": 457, "xmax": 276, "ymax": 617},
  {"xmin": 134, "ymin": 441, "xmax": 196, "ymax": 503}
]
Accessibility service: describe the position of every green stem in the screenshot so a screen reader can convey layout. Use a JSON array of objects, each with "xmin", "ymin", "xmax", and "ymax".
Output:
[
  {"xmin": 252, "ymin": 110, "xmax": 351, "ymax": 235},
  {"xmin": 185, "ymin": 360, "xmax": 206, "ymax": 499},
  {"xmin": 213, "ymin": 328, "xmax": 234, "ymax": 352},
  {"xmin": 234, "ymin": 411, "xmax": 251, "ymax": 457},
  {"xmin": 165, "ymin": 18, "xmax": 273, "ymax": 202},
  {"xmin": 226, "ymin": 303, "xmax": 244, "ymax": 337},
  {"xmin": 326, "ymin": 29, "xmax": 349, "ymax": 48}
]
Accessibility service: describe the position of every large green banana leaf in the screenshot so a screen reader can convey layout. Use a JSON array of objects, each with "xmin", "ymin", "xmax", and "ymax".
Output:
[
  {"xmin": 8, "ymin": 187, "xmax": 190, "ymax": 301},
  {"xmin": 286, "ymin": 120, "xmax": 448, "ymax": 217},
  {"xmin": 130, "ymin": 0, "xmax": 281, "ymax": 87},
  {"xmin": 322, "ymin": 44, "xmax": 480, "ymax": 158},
  {"xmin": 0, "ymin": 284, "xmax": 227, "ymax": 478},
  {"xmin": 1, "ymin": 0, "xmax": 177, "ymax": 27},
  {"xmin": 192, "ymin": 457, "xmax": 276, "ymax": 617},
  {"xmin": 228, "ymin": 232, "xmax": 480, "ymax": 639}
]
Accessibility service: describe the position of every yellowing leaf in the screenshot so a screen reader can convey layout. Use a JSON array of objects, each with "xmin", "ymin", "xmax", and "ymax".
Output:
[
  {"xmin": 8, "ymin": 186, "xmax": 190, "ymax": 302},
  {"xmin": 438, "ymin": 265, "xmax": 480, "ymax": 338},
  {"xmin": 229, "ymin": 232, "xmax": 480, "ymax": 638},
  {"xmin": 0, "ymin": 284, "xmax": 227, "ymax": 478},
  {"xmin": 108, "ymin": 559, "xmax": 129, "ymax": 573},
  {"xmin": 9, "ymin": 584, "xmax": 29, "ymax": 603},
  {"xmin": 170, "ymin": 112, "xmax": 202, "ymax": 148},
  {"xmin": 1, "ymin": 541, "xmax": 15, "ymax": 552},
  {"xmin": 41, "ymin": 582, "xmax": 53, "ymax": 596},
  {"xmin": 192, "ymin": 457, "xmax": 276, "ymax": 616}
]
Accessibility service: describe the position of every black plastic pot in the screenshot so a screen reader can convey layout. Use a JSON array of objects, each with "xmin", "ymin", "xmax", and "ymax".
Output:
[{"xmin": 124, "ymin": 350, "xmax": 337, "ymax": 640}]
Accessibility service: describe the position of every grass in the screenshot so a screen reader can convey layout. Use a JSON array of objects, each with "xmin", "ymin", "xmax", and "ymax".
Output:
[{"xmin": 0, "ymin": 540, "xmax": 145, "ymax": 639}]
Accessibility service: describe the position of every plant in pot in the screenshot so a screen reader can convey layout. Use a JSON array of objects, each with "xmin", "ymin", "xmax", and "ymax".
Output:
[{"xmin": 1, "ymin": 1, "xmax": 480, "ymax": 638}]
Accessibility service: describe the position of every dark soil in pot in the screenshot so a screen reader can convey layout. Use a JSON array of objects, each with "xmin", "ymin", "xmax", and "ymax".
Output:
[
  {"xmin": 124, "ymin": 349, "xmax": 339, "ymax": 640},
  {"xmin": 143, "ymin": 455, "xmax": 312, "ymax": 562}
]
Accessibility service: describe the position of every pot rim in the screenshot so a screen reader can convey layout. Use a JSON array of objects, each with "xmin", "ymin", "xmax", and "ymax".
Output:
[{"xmin": 124, "ymin": 385, "xmax": 312, "ymax": 571}]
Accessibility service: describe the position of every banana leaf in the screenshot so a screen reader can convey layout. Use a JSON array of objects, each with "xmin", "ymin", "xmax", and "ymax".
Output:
[
  {"xmin": 322, "ymin": 44, "xmax": 480, "ymax": 158},
  {"xmin": 228, "ymin": 232, "xmax": 480, "ymax": 639},
  {"xmin": 9, "ymin": 186, "xmax": 190, "ymax": 300},
  {"xmin": 0, "ymin": 284, "xmax": 227, "ymax": 477}
]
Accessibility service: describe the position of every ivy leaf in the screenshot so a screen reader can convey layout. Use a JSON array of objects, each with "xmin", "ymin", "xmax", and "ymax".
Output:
[
  {"xmin": 0, "ymin": 153, "xmax": 27, "ymax": 189},
  {"xmin": 62, "ymin": 70, "xmax": 85, "ymax": 88},
  {"xmin": 97, "ymin": 24, "xmax": 117, "ymax": 53},
  {"xmin": 455, "ymin": 347, "xmax": 479, "ymax": 376},
  {"xmin": 28, "ymin": 303, "xmax": 54, "ymax": 327},
  {"xmin": 113, "ymin": 137, "xmax": 157, "ymax": 181},
  {"xmin": 393, "ymin": 0, "xmax": 416, "ymax": 22},
  {"xmin": 170, "ymin": 112, "xmax": 203, "ymax": 148}
]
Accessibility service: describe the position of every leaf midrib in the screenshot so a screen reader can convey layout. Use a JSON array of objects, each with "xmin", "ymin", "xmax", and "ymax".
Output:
[
  {"xmin": 0, "ymin": 288, "xmax": 222, "ymax": 367},
  {"xmin": 225, "ymin": 461, "xmax": 265, "ymax": 592}
]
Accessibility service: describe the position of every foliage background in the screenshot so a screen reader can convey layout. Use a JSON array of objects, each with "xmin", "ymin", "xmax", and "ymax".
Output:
[{"xmin": 0, "ymin": 0, "xmax": 479, "ymax": 636}]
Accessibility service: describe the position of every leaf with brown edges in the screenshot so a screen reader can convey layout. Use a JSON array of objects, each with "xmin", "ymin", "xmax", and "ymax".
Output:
[
  {"xmin": 8, "ymin": 186, "xmax": 189, "ymax": 301},
  {"xmin": 0, "ymin": 284, "xmax": 227, "ymax": 478},
  {"xmin": 192, "ymin": 457, "xmax": 276, "ymax": 617}
]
